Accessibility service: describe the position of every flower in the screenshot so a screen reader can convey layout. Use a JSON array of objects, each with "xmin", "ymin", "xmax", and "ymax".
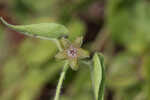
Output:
[{"xmin": 55, "ymin": 37, "xmax": 90, "ymax": 70}]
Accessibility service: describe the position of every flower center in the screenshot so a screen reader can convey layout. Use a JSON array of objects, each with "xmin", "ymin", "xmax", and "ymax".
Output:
[{"xmin": 67, "ymin": 46, "xmax": 77, "ymax": 58}]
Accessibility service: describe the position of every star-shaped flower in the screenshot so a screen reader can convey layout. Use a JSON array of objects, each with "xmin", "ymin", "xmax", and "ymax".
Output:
[{"xmin": 55, "ymin": 37, "xmax": 90, "ymax": 70}]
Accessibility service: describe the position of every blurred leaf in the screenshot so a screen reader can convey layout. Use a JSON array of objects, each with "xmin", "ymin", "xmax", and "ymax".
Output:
[
  {"xmin": 107, "ymin": 0, "xmax": 150, "ymax": 55},
  {"xmin": 19, "ymin": 0, "xmax": 57, "ymax": 14},
  {"xmin": 133, "ymin": 90, "xmax": 147, "ymax": 100},
  {"xmin": 65, "ymin": 64, "xmax": 92, "ymax": 99},
  {"xmin": 0, "ymin": 17, "xmax": 69, "ymax": 40},
  {"xmin": 114, "ymin": 83, "xmax": 145, "ymax": 100},
  {"xmin": 2, "ymin": 57, "xmax": 24, "ymax": 88},
  {"xmin": 127, "ymin": 2, "xmax": 150, "ymax": 54},
  {"xmin": 91, "ymin": 53, "xmax": 105, "ymax": 100},
  {"xmin": 16, "ymin": 60, "xmax": 64, "ymax": 100},
  {"xmin": 1, "ymin": 56, "xmax": 26, "ymax": 100},
  {"xmin": 67, "ymin": 19, "xmax": 86, "ymax": 41},
  {"xmin": 107, "ymin": 53, "xmax": 139, "ymax": 89},
  {"xmin": 142, "ymin": 54, "xmax": 150, "ymax": 100},
  {"xmin": 0, "ymin": 26, "xmax": 4, "ymax": 56},
  {"xmin": 107, "ymin": 0, "xmax": 135, "ymax": 44},
  {"xmin": 19, "ymin": 39, "xmax": 58, "ymax": 66},
  {"xmin": 61, "ymin": 93, "xmax": 92, "ymax": 100}
]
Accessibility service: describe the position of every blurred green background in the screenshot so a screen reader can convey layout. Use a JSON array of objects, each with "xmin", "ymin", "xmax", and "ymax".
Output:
[{"xmin": 0, "ymin": 0, "xmax": 149, "ymax": 100}]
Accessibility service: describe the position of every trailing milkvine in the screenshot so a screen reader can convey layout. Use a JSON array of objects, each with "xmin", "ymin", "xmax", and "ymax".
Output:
[{"xmin": 0, "ymin": 17, "xmax": 105, "ymax": 100}]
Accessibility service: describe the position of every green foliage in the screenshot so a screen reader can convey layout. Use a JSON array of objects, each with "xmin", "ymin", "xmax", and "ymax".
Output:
[
  {"xmin": 1, "ymin": 38, "xmax": 64, "ymax": 100},
  {"xmin": 0, "ymin": 6, "xmax": 99, "ymax": 100},
  {"xmin": 0, "ymin": 0, "xmax": 150, "ymax": 100},
  {"xmin": 107, "ymin": 0, "xmax": 150, "ymax": 55},
  {"xmin": 91, "ymin": 53, "xmax": 105, "ymax": 100},
  {"xmin": 0, "ymin": 17, "xmax": 69, "ymax": 40},
  {"xmin": 106, "ymin": 53, "xmax": 139, "ymax": 89}
]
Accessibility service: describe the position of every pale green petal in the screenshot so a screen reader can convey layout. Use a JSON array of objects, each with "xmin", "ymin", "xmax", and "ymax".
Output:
[
  {"xmin": 55, "ymin": 51, "xmax": 67, "ymax": 59},
  {"xmin": 73, "ymin": 36, "xmax": 83, "ymax": 47},
  {"xmin": 69, "ymin": 59, "xmax": 78, "ymax": 71},
  {"xmin": 77, "ymin": 48, "xmax": 90, "ymax": 59},
  {"xmin": 60, "ymin": 37, "xmax": 71, "ymax": 49}
]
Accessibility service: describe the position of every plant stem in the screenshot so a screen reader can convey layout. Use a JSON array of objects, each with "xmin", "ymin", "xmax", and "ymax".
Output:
[
  {"xmin": 54, "ymin": 61, "xmax": 69, "ymax": 100},
  {"xmin": 52, "ymin": 39, "xmax": 63, "ymax": 51}
]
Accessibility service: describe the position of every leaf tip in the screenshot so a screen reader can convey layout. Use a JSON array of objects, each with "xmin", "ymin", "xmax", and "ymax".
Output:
[
  {"xmin": 0, "ymin": 17, "xmax": 5, "ymax": 23},
  {"xmin": 0, "ymin": 17, "xmax": 12, "ymax": 28},
  {"xmin": 0, "ymin": 17, "xmax": 4, "ymax": 24}
]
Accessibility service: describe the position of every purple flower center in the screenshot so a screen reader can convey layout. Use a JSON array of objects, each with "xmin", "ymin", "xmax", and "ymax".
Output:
[{"xmin": 67, "ymin": 46, "xmax": 77, "ymax": 58}]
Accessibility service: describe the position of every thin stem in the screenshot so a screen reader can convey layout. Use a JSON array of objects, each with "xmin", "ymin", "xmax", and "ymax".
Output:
[
  {"xmin": 54, "ymin": 61, "xmax": 69, "ymax": 100},
  {"xmin": 52, "ymin": 39, "xmax": 63, "ymax": 51}
]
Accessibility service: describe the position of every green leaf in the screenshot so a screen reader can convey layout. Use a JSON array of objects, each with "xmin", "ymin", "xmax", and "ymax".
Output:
[
  {"xmin": 0, "ymin": 17, "xmax": 69, "ymax": 40},
  {"xmin": 91, "ymin": 52, "xmax": 105, "ymax": 100}
]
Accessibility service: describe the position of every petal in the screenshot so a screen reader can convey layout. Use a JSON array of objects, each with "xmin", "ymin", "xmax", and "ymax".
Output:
[
  {"xmin": 69, "ymin": 58, "xmax": 78, "ymax": 71},
  {"xmin": 73, "ymin": 37, "xmax": 83, "ymax": 48},
  {"xmin": 77, "ymin": 48, "xmax": 90, "ymax": 59},
  {"xmin": 60, "ymin": 37, "xmax": 71, "ymax": 49},
  {"xmin": 55, "ymin": 51, "xmax": 67, "ymax": 59}
]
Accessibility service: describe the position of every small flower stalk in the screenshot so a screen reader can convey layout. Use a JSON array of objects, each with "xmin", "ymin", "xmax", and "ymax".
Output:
[{"xmin": 55, "ymin": 37, "xmax": 90, "ymax": 70}]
